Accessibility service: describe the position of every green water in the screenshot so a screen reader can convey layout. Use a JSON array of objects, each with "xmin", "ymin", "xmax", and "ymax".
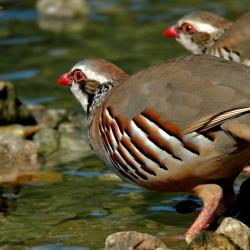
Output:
[{"xmin": 1, "ymin": 0, "xmax": 250, "ymax": 249}]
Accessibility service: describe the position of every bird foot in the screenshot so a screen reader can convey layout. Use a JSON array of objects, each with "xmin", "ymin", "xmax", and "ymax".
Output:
[{"xmin": 185, "ymin": 184, "xmax": 223, "ymax": 243}]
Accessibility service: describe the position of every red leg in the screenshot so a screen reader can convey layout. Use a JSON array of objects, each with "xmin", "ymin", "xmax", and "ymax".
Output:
[{"xmin": 185, "ymin": 184, "xmax": 224, "ymax": 243}]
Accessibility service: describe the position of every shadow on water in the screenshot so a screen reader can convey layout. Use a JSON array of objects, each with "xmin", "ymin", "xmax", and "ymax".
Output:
[{"xmin": 1, "ymin": 0, "xmax": 250, "ymax": 249}]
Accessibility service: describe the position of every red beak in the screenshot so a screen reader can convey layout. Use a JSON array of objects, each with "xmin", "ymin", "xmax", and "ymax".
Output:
[
  {"xmin": 163, "ymin": 24, "xmax": 179, "ymax": 38},
  {"xmin": 57, "ymin": 72, "xmax": 72, "ymax": 86}
]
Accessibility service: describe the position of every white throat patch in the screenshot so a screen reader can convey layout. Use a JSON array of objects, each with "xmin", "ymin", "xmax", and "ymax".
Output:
[
  {"xmin": 177, "ymin": 33, "xmax": 201, "ymax": 54},
  {"xmin": 70, "ymin": 82, "xmax": 88, "ymax": 113}
]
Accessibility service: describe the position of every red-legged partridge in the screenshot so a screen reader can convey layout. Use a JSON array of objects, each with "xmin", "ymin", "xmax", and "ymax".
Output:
[
  {"xmin": 163, "ymin": 11, "xmax": 250, "ymax": 66},
  {"xmin": 58, "ymin": 55, "xmax": 250, "ymax": 242}
]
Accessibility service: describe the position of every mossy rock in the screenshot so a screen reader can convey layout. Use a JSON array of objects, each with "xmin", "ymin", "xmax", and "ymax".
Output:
[{"xmin": 0, "ymin": 82, "xmax": 36, "ymax": 125}]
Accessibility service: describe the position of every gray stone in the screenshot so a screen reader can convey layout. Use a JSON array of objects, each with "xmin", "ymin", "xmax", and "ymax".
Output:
[
  {"xmin": 28, "ymin": 105, "xmax": 67, "ymax": 128},
  {"xmin": 0, "ymin": 133, "xmax": 40, "ymax": 184},
  {"xmin": 0, "ymin": 245, "xmax": 15, "ymax": 250},
  {"xmin": 33, "ymin": 121, "xmax": 91, "ymax": 168},
  {"xmin": 105, "ymin": 231, "xmax": 171, "ymax": 250},
  {"xmin": 0, "ymin": 124, "xmax": 41, "ymax": 139},
  {"xmin": 216, "ymin": 217, "xmax": 250, "ymax": 250},
  {"xmin": 33, "ymin": 128, "xmax": 60, "ymax": 157}
]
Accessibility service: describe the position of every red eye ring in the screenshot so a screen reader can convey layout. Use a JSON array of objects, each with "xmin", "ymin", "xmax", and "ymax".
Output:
[
  {"xmin": 181, "ymin": 23, "xmax": 196, "ymax": 34},
  {"xmin": 72, "ymin": 69, "xmax": 86, "ymax": 83}
]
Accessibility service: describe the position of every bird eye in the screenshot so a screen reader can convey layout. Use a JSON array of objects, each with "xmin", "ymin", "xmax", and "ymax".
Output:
[
  {"xmin": 181, "ymin": 23, "xmax": 196, "ymax": 34},
  {"xmin": 72, "ymin": 69, "xmax": 86, "ymax": 83}
]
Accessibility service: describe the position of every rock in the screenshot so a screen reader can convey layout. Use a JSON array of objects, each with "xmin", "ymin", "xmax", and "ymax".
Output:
[
  {"xmin": 0, "ymin": 133, "xmax": 40, "ymax": 184},
  {"xmin": 0, "ymin": 124, "xmax": 41, "ymax": 138},
  {"xmin": 187, "ymin": 231, "xmax": 240, "ymax": 250},
  {"xmin": 33, "ymin": 121, "xmax": 91, "ymax": 168},
  {"xmin": 0, "ymin": 82, "xmax": 36, "ymax": 125},
  {"xmin": 33, "ymin": 128, "xmax": 60, "ymax": 157},
  {"xmin": 105, "ymin": 231, "xmax": 171, "ymax": 250},
  {"xmin": 54, "ymin": 121, "xmax": 91, "ymax": 165},
  {"xmin": 36, "ymin": 0, "xmax": 88, "ymax": 18},
  {"xmin": 0, "ymin": 245, "xmax": 14, "ymax": 250},
  {"xmin": 28, "ymin": 105, "xmax": 67, "ymax": 128},
  {"xmin": 216, "ymin": 217, "xmax": 250, "ymax": 250}
]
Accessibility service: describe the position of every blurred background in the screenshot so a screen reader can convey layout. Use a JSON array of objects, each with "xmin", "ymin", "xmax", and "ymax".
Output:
[{"xmin": 0, "ymin": 0, "xmax": 250, "ymax": 249}]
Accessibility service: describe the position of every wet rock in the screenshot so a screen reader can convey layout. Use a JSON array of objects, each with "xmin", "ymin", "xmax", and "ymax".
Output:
[
  {"xmin": 0, "ymin": 82, "xmax": 91, "ymax": 168},
  {"xmin": 36, "ymin": 0, "xmax": 88, "ymax": 18},
  {"xmin": 33, "ymin": 128, "xmax": 60, "ymax": 157},
  {"xmin": 187, "ymin": 231, "xmax": 240, "ymax": 250},
  {"xmin": 28, "ymin": 105, "xmax": 67, "ymax": 128},
  {"xmin": 105, "ymin": 231, "xmax": 171, "ymax": 250},
  {"xmin": 0, "ymin": 245, "xmax": 14, "ymax": 250},
  {"xmin": 0, "ymin": 124, "xmax": 41, "ymax": 139},
  {"xmin": 0, "ymin": 82, "xmax": 36, "ymax": 125},
  {"xmin": 55, "ymin": 121, "xmax": 91, "ymax": 165},
  {"xmin": 216, "ymin": 217, "xmax": 250, "ymax": 250},
  {"xmin": 0, "ymin": 133, "xmax": 40, "ymax": 184},
  {"xmin": 33, "ymin": 121, "xmax": 91, "ymax": 168}
]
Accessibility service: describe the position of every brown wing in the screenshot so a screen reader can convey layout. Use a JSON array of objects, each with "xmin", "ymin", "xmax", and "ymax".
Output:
[
  {"xmin": 184, "ymin": 107, "xmax": 250, "ymax": 134},
  {"xmin": 103, "ymin": 55, "xmax": 250, "ymax": 131}
]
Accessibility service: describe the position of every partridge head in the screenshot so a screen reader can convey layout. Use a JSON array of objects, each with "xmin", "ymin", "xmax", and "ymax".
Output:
[
  {"xmin": 57, "ymin": 59, "xmax": 128, "ymax": 115},
  {"xmin": 163, "ymin": 11, "xmax": 250, "ymax": 65},
  {"xmin": 58, "ymin": 55, "xmax": 250, "ymax": 242}
]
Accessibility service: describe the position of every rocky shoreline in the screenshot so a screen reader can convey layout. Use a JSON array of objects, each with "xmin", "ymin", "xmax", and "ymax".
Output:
[
  {"xmin": 0, "ymin": 81, "xmax": 91, "ymax": 184},
  {"xmin": 0, "ymin": 81, "xmax": 249, "ymax": 249},
  {"xmin": 105, "ymin": 217, "xmax": 250, "ymax": 250}
]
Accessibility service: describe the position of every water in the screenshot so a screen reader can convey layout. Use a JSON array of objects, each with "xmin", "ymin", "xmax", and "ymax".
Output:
[{"xmin": 1, "ymin": 0, "xmax": 250, "ymax": 249}]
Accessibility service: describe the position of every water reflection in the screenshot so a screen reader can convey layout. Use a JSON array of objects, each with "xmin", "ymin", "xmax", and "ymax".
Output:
[
  {"xmin": 38, "ymin": 17, "xmax": 87, "ymax": 32},
  {"xmin": 0, "ymin": 10, "xmax": 37, "ymax": 21},
  {"xmin": 26, "ymin": 244, "xmax": 89, "ymax": 250},
  {"xmin": 0, "ymin": 69, "xmax": 38, "ymax": 80},
  {"xmin": 0, "ymin": 185, "xmax": 20, "ymax": 215}
]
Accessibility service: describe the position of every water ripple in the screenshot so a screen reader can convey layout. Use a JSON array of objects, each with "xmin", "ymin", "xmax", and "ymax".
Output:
[
  {"xmin": 148, "ymin": 205, "xmax": 176, "ymax": 212},
  {"xmin": 0, "ymin": 69, "xmax": 38, "ymax": 80},
  {"xmin": 63, "ymin": 170, "xmax": 104, "ymax": 178},
  {"xmin": 0, "ymin": 10, "xmax": 37, "ymax": 21},
  {"xmin": 0, "ymin": 36, "xmax": 41, "ymax": 45},
  {"xmin": 26, "ymin": 244, "xmax": 88, "ymax": 250}
]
